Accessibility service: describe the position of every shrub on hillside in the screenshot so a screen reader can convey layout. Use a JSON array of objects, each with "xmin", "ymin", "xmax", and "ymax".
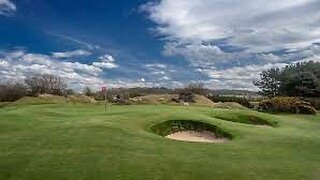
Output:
[
  {"xmin": 258, "ymin": 97, "xmax": 317, "ymax": 114},
  {"xmin": 208, "ymin": 95, "xmax": 253, "ymax": 108},
  {"xmin": 178, "ymin": 92, "xmax": 195, "ymax": 103},
  {"xmin": 65, "ymin": 89, "xmax": 75, "ymax": 95},
  {"xmin": 0, "ymin": 82, "xmax": 27, "ymax": 102}
]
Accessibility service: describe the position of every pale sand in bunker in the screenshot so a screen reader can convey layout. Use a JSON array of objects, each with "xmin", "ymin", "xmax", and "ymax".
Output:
[{"xmin": 165, "ymin": 131, "xmax": 228, "ymax": 143}]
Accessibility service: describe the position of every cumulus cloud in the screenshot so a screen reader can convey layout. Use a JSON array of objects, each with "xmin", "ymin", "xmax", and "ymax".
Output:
[
  {"xmin": 145, "ymin": 63, "xmax": 174, "ymax": 81},
  {"xmin": 0, "ymin": 49, "xmax": 183, "ymax": 89},
  {"xmin": 204, "ymin": 63, "xmax": 288, "ymax": 90},
  {"xmin": 92, "ymin": 54, "xmax": 119, "ymax": 69},
  {"xmin": 142, "ymin": 0, "xmax": 319, "ymax": 49},
  {"xmin": 51, "ymin": 49, "xmax": 91, "ymax": 58},
  {"xmin": 0, "ymin": 0, "xmax": 16, "ymax": 16},
  {"xmin": 142, "ymin": 0, "xmax": 320, "ymax": 89},
  {"xmin": 145, "ymin": 63, "xmax": 167, "ymax": 69},
  {"xmin": 0, "ymin": 50, "xmax": 121, "ymax": 90}
]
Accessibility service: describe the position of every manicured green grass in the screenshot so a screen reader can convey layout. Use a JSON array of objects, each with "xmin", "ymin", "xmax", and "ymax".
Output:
[{"xmin": 0, "ymin": 103, "xmax": 319, "ymax": 180}]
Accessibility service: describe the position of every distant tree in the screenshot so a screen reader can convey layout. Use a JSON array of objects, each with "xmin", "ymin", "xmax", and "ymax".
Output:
[
  {"xmin": 186, "ymin": 82, "xmax": 207, "ymax": 96},
  {"xmin": 0, "ymin": 82, "xmax": 27, "ymax": 102},
  {"xmin": 279, "ymin": 61, "xmax": 320, "ymax": 97},
  {"xmin": 254, "ymin": 68, "xmax": 281, "ymax": 97},
  {"xmin": 65, "ymin": 89, "xmax": 75, "ymax": 95},
  {"xmin": 25, "ymin": 74, "xmax": 67, "ymax": 96},
  {"xmin": 254, "ymin": 61, "xmax": 320, "ymax": 97},
  {"xmin": 83, "ymin": 86, "xmax": 94, "ymax": 97}
]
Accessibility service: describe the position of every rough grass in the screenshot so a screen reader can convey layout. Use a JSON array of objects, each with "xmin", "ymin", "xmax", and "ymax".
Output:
[{"xmin": 0, "ymin": 102, "xmax": 319, "ymax": 180}]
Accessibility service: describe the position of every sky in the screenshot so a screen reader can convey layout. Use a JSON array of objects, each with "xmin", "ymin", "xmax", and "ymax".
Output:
[{"xmin": 0, "ymin": 0, "xmax": 319, "ymax": 90}]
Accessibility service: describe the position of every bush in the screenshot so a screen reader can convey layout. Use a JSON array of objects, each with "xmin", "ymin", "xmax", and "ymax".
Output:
[
  {"xmin": 208, "ymin": 95, "xmax": 253, "ymax": 108},
  {"xmin": 0, "ymin": 82, "xmax": 27, "ymax": 102},
  {"xmin": 179, "ymin": 92, "xmax": 195, "ymax": 103},
  {"xmin": 258, "ymin": 97, "xmax": 317, "ymax": 115},
  {"xmin": 302, "ymin": 98, "xmax": 320, "ymax": 110}
]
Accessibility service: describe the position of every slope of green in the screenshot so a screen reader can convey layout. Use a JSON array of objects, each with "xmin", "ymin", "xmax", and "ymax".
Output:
[{"xmin": 0, "ymin": 103, "xmax": 319, "ymax": 180}]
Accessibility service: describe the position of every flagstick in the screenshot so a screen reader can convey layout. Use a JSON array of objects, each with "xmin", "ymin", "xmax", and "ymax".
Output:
[{"xmin": 104, "ymin": 90, "xmax": 107, "ymax": 112}]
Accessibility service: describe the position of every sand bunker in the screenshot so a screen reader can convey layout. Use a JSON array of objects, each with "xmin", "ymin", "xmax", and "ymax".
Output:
[
  {"xmin": 151, "ymin": 120, "xmax": 232, "ymax": 143},
  {"xmin": 166, "ymin": 130, "xmax": 228, "ymax": 143}
]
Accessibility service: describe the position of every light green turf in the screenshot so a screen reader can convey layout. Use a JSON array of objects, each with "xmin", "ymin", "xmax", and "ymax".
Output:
[{"xmin": 0, "ymin": 103, "xmax": 319, "ymax": 180}]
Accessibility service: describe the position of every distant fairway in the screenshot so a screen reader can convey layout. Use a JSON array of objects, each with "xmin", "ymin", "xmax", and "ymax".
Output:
[{"xmin": 1, "ymin": 103, "xmax": 319, "ymax": 180}]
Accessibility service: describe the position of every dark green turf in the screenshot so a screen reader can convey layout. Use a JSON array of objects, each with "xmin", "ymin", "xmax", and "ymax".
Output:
[{"xmin": 0, "ymin": 103, "xmax": 319, "ymax": 180}]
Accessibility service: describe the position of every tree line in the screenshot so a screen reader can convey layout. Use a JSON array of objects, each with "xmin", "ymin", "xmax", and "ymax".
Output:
[
  {"xmin": 254, "ymin": 61, "xmax": 320, "ymax": 97},
  {"xmin": 0, "ymin": 74, "xmax": 67, "ymax": 102}
]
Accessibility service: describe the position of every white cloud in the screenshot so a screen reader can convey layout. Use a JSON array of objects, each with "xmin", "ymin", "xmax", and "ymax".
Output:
[
  {"xmin": 51, "ymin": 50, "xmax": 91, "ymax": 58},
  {"xmin": 0, "ymin": 50, "xmax": 184, "ymax": 90},
  {"xmin": 92, "ymin": 54, "xmax": 119, "ymax": 69},
  {"xmin": 92, "ymin": 62, "xmax": 118, "ymax": 69},
  {"xmin": 161, "ymin": 76, "xmax": 171, "ymax": 81},
  {"xmin": 0, "ymin": 59, "xmax": 9, "ymax": 67},
  {"xmin": 143, "ymin": 0, "xmax": 320, "ymax": 54},
  {"xmin": 0, "ymin": 0, "xmax": 16, "ymax": 16},
  {"xmin": 203, "ymin": 63, "xmax": 288, "ymax": 90},
  {"xmin": 142, "ymin": 0, "xmax": 320, "ymax": 89},
  {"xmin": 99, "ymin": 54, "xmax": 115, "ymax": 62},
  {"xmin": 204, "ymin": 63, "xmax": 287, "ymax": 80},
  {"xmin": 0, "ymin": 50, "xmax": 119, "ymax": 90},
  {"xmin": 145, "ymin": 63, "xmax": 175, "ymax": 81},
  {"xmin": 145, "ymin": 63, "xmax": 167, "ymax": 69},
  {"xmin": 142, "ymin": 0, "xmax": 319, "ymax": 50}
]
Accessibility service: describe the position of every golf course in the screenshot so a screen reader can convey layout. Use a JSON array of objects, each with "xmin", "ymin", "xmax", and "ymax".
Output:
[{"xmin": 1, "ymin": 101, "xmax": 319, "ymax": 180}]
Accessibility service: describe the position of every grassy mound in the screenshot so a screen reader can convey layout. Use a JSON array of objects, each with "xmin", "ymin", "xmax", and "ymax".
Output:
[
  {"xmin": 4, "ymin": 94, "xmax": 96, "ymax": 106},
  {"xmin": 68, "ymin": 95, "xmax": 96, "ymax": 103},
  {"xmin": 14, "ymin": 95, "xmax": 68, "ymax": 105},
  {"xmin": 129, "ymin": 93, "xmax": 248, "ymax": 109},
  {"xmin": 151, "ymin": 120, "xmax": 233, "ymax": 139},
  {"xmin": 211, "ymin": 112, "xmax": 278, "ymax": 126},
  {"xmin": 212, "ymin": 102, "xmax": 248, "ymax": 109},
  {"xmin": 130, "ymin": 94, "xmax": 216, "ymax": 107},
  {"xmin": 208, "ymin": 95, "xmax": 253, "ymax": 108},
  {"xmin": 130, "ymin": 94, "xmax": 173, "ymax": 105}
]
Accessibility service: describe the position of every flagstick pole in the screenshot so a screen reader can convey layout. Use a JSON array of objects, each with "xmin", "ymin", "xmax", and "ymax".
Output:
[{"xmin": 104, "ymin": 90, "xmax": 107, "ymax": 112}]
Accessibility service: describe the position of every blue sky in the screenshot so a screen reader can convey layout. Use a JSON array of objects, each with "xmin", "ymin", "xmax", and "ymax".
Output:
[{"xmin": 0, "ymin": 0, "xmax": 319, "ymax": 90}]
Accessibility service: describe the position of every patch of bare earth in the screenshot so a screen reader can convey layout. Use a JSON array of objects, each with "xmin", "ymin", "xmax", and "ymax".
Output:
[{"xmin": 165, "ymin": 131, "xmax": 228, "ymax": 143}]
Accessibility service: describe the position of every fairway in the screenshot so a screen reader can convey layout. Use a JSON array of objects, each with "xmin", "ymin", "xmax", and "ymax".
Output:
[{"xmin": 1, "ymin": 104, "xmax": 320, "ymax": 180}]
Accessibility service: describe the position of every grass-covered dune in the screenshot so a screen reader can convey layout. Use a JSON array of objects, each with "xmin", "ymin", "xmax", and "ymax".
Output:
[{"xmin": 0, "ymin": 102, "xmax": 319, "ymax": 180}]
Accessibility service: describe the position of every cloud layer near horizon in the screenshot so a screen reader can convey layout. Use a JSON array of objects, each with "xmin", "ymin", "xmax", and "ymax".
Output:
[{"xmin": 0, "ymin": 50, "xmax": 122, "ymax": 90}]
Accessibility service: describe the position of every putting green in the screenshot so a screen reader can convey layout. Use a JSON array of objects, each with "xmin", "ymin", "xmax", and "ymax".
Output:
[{"xmin": 0, "ymin": 103, "xmax": 319, "ymax": 180}]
